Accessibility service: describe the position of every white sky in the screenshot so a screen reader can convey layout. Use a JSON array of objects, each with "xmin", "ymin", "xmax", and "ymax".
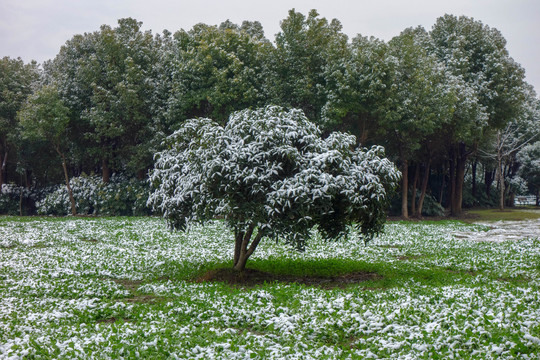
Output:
[{"xmin": 1, "ymin": 0, "xmax": 539, "ymax": 94}]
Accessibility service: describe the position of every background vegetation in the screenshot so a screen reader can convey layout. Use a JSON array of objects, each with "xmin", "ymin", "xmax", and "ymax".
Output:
[{"xmin": 1, "ymin": 10, "xmax": 539, "ymax": 217}]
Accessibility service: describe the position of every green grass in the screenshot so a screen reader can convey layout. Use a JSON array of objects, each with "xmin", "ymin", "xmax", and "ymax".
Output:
[
  {"xmin": 467, "ymin": 207, "xmax": 540, "ymax": 221},
  {"xmin": 1, "ymin": 216, "xmax": 539, "ymax": 359}
]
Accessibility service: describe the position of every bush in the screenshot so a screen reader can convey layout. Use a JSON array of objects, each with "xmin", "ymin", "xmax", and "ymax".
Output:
[{"xmin": 36, "ymin": 174, "xmax": 151, "ymax": 216}]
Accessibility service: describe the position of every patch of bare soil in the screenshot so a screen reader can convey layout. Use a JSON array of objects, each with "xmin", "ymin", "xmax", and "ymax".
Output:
[
  {"xmin": 96, "ymin": 317, "xmax": 132, "ymax": 324},
  {"xmin": 196, "ymin": 268, "xmax": 382, "ymax": 289}
]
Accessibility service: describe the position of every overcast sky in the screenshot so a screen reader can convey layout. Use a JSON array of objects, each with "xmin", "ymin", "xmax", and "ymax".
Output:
[{"xmin": 1, "ymin": 0, "xmax": 539, "ymax": 93}]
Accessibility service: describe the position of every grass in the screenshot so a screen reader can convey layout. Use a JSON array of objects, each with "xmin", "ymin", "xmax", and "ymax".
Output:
[
  {"xmin": 0, "ymin": 216, "xmax": 539, "ymax": 359},
  {"xmin": 466, "ymin": 207, "xmax": 540, "ymax": 221}
]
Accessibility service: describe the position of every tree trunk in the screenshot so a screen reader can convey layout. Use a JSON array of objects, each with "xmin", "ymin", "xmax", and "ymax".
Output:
[
  {"xmin": 400, "ymin": 157, "xmax": 409, "ymax": 219},
  {"xmin": 496, "ymin": 155, "xmax": 505, "ymax": 211},
  {"xmin": 415, "ymin": 160, "xmax": 431, "ymax": 218},
  {"xmin": 448, "ymin": 153, "xmax": 456, "ymax": 212},
  {"xmin": 485, "ymin": 169, "xmax": 495, "ymax": 197},
  {"xmin": 56, "ymin": 147, "xmax": 77, "ymax": 216},
  {"xmin": 453, "ymin": 153, "xmax": 466, "ymax": 216},
  {"xmin": 411, "ymin": 164, "xmax": 420, "ymax": 216},
  {"xmin": 0, "ymin": 153, "xmax": 3, "ymax": 187},
  {"xmin": 438, "ymin": 164, "xmax": 446, "ymax": 205},
  {"xmin": 471, "ymin": 160, "xmax": 477, "ymax": 202},
  {"xmin": 0, "ymin": 151, "xmax": 7, "ymax": 187},
  {"xmin": 102, "ymin": 158, "xmax": 110, "ymax": 183},
  {"xmin": 451, "ymin": 143, "xmax": 467, "ymax": 216},
  {"xmin": 233, "ymin": 224, "xmax": 263, "ymax": 271}
]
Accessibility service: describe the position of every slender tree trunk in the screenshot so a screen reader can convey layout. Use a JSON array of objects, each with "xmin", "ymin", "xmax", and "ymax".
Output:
[
  {"xmin": 0, "ymin": 153, "xmax": 3, "ymax": 187},
  {"xmin": 451, "ymin": 143, "xmax": 467, "ymax": 216},
  {"xmin": 411, "ymin": 164, "xmax": 419, "ymax": 216},
  {"xmin": 102, "ymin": 157, "xmax": 110, "ymax": 183},
  {"xmin": 400, "ymin": 157, "xmax": 409, "ymax": 219},
  {"xmin": 471, "ymin": 160, "xmax": 477, "ymax": 202},
  {"xmin": 0, "ymin": 151, "xmax": 7, "ymax": 187},
  {"xmin": 448, "ymin": 153, "xmax": 456, "ymax": 212},
  {"xmin": 415, "ymin": 160, "xmax": 431, "ymax": 218},
  {"xmin": 485, "ymin": 169, "xmax": 495, "ymax": 197},
  {"xmin": 56, "ymin": 147, "xmax": 77, "ymax": 216},
  {"xmin": 438, "ymin": 164, "xmax": 446, "ymax": 205},
  {"xmin": 233, "ymin": 224, "xmax": 263, "ymax": 271},
  {"xmin": 496, "ymin": 155, "xmax": 505, "ymax": 211}
]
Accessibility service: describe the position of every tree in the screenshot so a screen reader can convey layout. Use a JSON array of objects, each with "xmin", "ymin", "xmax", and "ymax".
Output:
[
  {"xmin": 480, "ymin": 85, "xmax": 540, "ymax": 209},
  {"xmin": 430, "ymin": 14, "xmax": 526, "ymax": 215},
  {"xmin": 0, "ymin": 57, "xmax": 40, "ymax": 186},
  {"xmin": 46, "ymin": 18, "xmax": 160, "ymax": 182},
  {"xmin": 378, "ymin": 27, "xmax": 453, "ymax": 218},
  {"xmin": 272, "ymin": 9, "xmax": 349, "ymax": 123},
  {"xmin": 165, "ymin": 21, "xmax": 272, "ymax": 124},
  {"xmin": 18, "ymin": 85, "xmax": 77, "ymax": 215},
  {"xmin": 148, "ymin": 106, "xmax": 400, "ymax": 271},
  {"xmin": 517, "ymin": 141, "xmax": 540, "ymax": 206}
]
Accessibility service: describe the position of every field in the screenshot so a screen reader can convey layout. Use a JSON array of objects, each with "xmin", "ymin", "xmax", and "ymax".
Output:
[{"xmin": 1, "ymin": 216, "xmax": 539, "ymax": 359}]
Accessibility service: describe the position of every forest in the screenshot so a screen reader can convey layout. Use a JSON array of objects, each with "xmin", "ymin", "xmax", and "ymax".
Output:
[{"xmin": 1, "ymin": 9, "xmax": 539, "ymax": 218}]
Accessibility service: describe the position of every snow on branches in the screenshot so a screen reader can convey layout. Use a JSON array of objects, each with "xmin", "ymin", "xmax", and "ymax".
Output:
[{"xmin": 148, "ymin": 105, "xmax": 400, "ymax": 269}]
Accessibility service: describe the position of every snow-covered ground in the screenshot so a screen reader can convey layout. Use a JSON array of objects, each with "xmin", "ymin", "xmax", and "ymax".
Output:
[{"xmin": 454, "ymin": 213, "xmax": 540, "ymax": 243}]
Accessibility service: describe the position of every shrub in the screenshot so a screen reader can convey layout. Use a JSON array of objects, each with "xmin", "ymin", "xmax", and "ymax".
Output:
[{"xmin": 36, "ymin": 174, "xmax": 150, "ymax": 216}]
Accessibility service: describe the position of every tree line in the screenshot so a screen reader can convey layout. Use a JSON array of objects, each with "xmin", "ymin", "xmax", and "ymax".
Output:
[{"xmin": 1, "ymin": 10, "xmax": 539, "ymax": 217}]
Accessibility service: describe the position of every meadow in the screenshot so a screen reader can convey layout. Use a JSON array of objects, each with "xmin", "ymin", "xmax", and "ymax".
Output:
[{"xmin": 0, "ymin": 216, "xmax": 539, "ymax": 359}]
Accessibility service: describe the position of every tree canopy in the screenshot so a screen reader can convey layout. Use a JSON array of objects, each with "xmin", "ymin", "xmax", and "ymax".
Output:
[{"xmin": 148, "ymin": 106, "xmax": 400, "ymax": 270}]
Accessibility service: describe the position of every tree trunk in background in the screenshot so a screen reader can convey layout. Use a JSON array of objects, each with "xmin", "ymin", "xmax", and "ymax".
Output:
[
  {"xmin": 415, "ymin": 160, "xmax": 431, "ymax": 218},
  {"xmin": 0, "ymin": 153, "xmax": 3, "ymax": 188},
  {"xmin": 471, "ymin": 161, "xmax": 477, "ymax": 201},
  {"xmin": 102, "ymin": 158, "xmax": 110, "ymax": 183},
  {"xmin": 485, "ymin": 169, "xmax": 495, "ymax": 197},
  {"xmin": 450, "ymin": 143, "xmax": 467, "ymax": 216},
  {"xmin": 0, "ymin": 151, "xmax": 7, "ymax": 187},
  {"xmin": 401, "ymin": 157, "xmax": 409, "ymax": 219},
  {"xmin": 448, "ymin": 154, "xmax": 456, "ymax": 212},
  {"xmin": 411, "ymin": 164, "xmax": 419, "ymax": 216},
  {"xmin": 438, "ymin": 164, "xmax": 446, "ymax": 205}
]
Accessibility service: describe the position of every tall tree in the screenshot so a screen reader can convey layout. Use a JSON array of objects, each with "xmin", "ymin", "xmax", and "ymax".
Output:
[
  {"xmin": 18, "ymin": 85, "xmax": 77, "ymax": 215},
  {"xmin": 46, "ymin": 18, "xmax": 160, "ymax": 182},
  {"xmin": 165, "ymin": 21, "xmax": 272, "ymax": 125},
  {"xmin": 0, "ymin": 57, "xmax": 40, "ymax": 186},
  {"xmin": 430, "ymin": 14, "xmax": 526, "ymax": 215},
  {"xmin": 379, "ymin": 27, "xmax": 453, "ymax": 218},
  {"xmin": 272, "ymin": 9, "xmax": 349, "ymax": 123}
]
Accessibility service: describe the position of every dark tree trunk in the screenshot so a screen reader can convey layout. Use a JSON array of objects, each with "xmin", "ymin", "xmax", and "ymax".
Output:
[
  {"xmin": 0, "ymin": 151, "xmax": 7, "ymax": 187},
  {"xmin": 401, "ymin": 157, "xmax": 409, "ymax": 219},
  {"xmin": 0, "ymin": 153, "xmax": 3, "ymax": 187},
  {"xmin": 415, "ymin": 160, "xmax": 431, "ymax": 218},
  {"xmin": 471, "ymin": 160, "xmax": 477, "ymax": 201},
  {"xmin": 448, "ymin": 154, "xmax": 456, "ymax": 212},
  {"xmin": 102, "ymin": 158, "xmax": 110, "ymax": 183},
  {"xmin": 438, "ymin": 164, "xmax": 446, "ymax": 205},
  {"xmin": 485, "ymin": 169, "xmax": 495, "ymax": 197},
  {"xmin": 450, "ymin": 143, "xmax": 467, "ymax": 216},
  {"xmin": 411, "ymin": 164, "xmax": 420, "ymax": 216}
]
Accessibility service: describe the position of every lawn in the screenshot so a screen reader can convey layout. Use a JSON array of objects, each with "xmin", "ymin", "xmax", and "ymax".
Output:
[{"xmin": 0, "ymin": 216, "xmax": 539, "ymax": 359}]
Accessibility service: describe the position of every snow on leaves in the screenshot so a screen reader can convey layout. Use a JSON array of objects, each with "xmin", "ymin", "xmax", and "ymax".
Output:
[{"xmin": 148, "ymin": 105, "xmax": 400, "ymax": 251}]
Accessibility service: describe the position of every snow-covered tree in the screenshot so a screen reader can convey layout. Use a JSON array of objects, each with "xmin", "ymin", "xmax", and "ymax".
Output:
[
  {"xmin": 517, "ymin": 141, "xmax": 540, "ymax": 206},
  {"xmin": 18, "ymin": 85, "xmax": 77, "ymax": 215},
  {"xmin": 148, "ymin": 106, "xmax": 400, "ymax": 271},
  {"xmin": 430, "ymin": 14, "xmax": 526, "ymax": 215},
  {"xmin": 0, "ymin": 57, "xmax": 40, "ymax": 186}
]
